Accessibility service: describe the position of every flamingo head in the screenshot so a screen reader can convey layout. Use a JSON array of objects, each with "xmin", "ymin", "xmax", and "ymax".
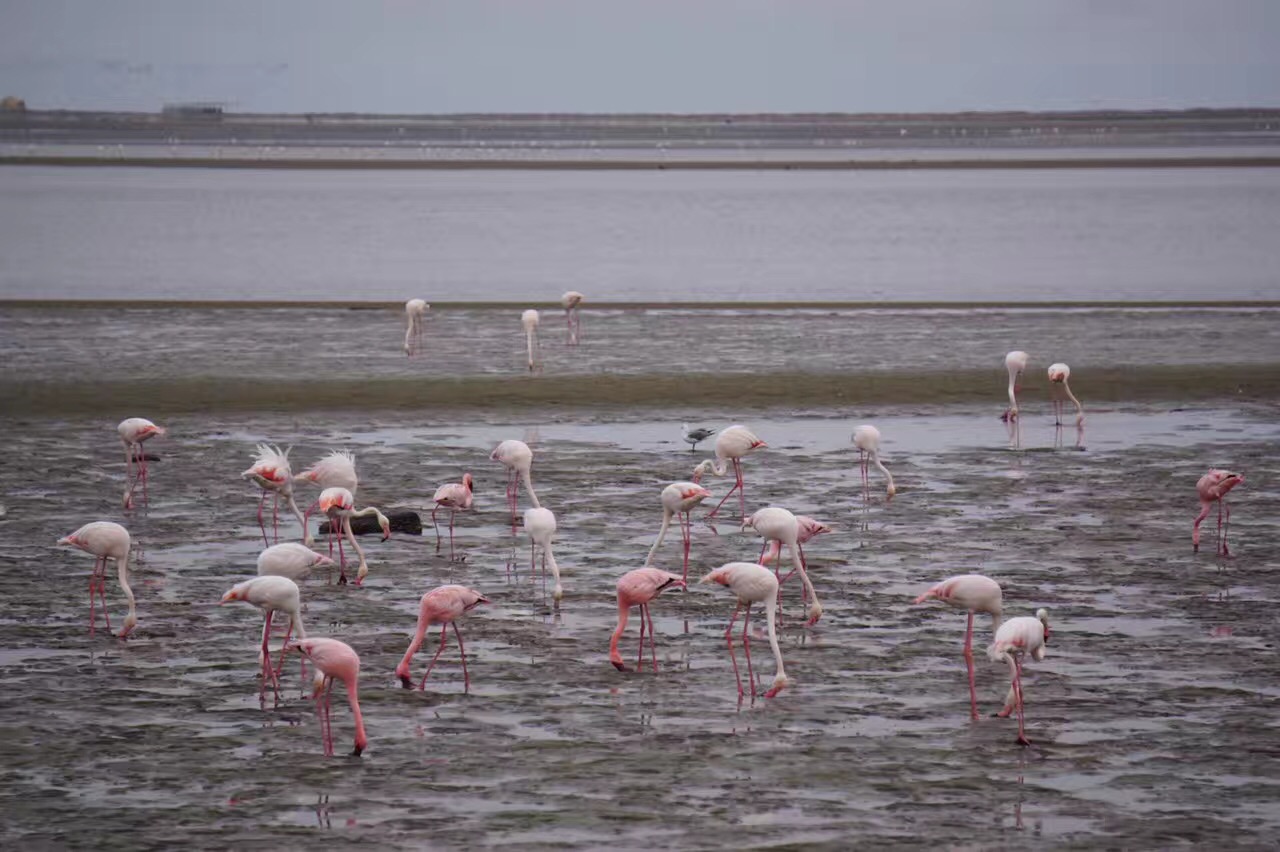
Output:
[
  {"xmin": 1036, "ymin": 608, "xmax": 1051, "ymax": 644},
  {"xmin": 464, "ymin": 590, "xmax": 490, "ymax": 611},
  {"xmin": 463, "ymin": 472, "xmax": 474, "ymax": 493},
  {"xmin": 219, "ymin": 584, "xmax": 248, "ymax": 604},
  {"xmin": 56, "ymin": 533, "xmax": 77, "ymax": 547},
  {"xmin": 353, "ymin": 731, "xmax": 368, "ymax": 757},
  {"xmin": 377, "ymin": 514, "xmax": 392, "ymax": 541},
  {"xmin": 681, "ymin": 485, "xmax": 712, "ymax": 502},
  {"xmin": 886, "ymin": 481, "xmax": 897, "ymax": 502},
  {"xmin": 119, "ymin": 613, "xmax": 138, "ymax": 638},
  {"xmin": 699, "ymin": 566, "xmax": 732, "ymax": 587}
]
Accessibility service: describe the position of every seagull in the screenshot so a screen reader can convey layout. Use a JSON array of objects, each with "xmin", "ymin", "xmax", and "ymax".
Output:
[{"xmin": 682, "ymin": 423, "xmax": 717, "ymax": 452}]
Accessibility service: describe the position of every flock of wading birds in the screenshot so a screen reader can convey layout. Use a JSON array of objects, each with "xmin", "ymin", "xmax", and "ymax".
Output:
[{"xmin": 55, "ymin": 297, "xmax": 1248, "ymax": 758}]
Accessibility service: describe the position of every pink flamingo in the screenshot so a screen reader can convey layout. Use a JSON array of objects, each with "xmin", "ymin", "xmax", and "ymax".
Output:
[
  {"xmin": 241, "ymin": 443, "xmax": 311, "ymax": 547},
  {"xmin": 1193, "ymin": 469, "xmax": 1244, "ymax": 555},
  {"xmin": 989, "ymin": 608, "xmax": 1050, "ymax": 746},
  {"xmin": 431, "ymin": 472, "xmax": 474, "ymax": 561},
  {"xmin": 524, "ymin": 507, "xmax": 564, "ymax": 602},
  {"xmin": 760, "ymin": 515, "xmax": 831, "ymax": 597},
  {"xmin": 561, "ymin": 290, "xmax": 584, "ymax": 345},
  {"xmin": 404, "ymin": 298, "xmax": 428, "ymax": 356},
  {"xmin": 396, "ymin": 585, "xmax": 489, "ymax": 692},
  {"xmin": 491, "ymin": 439, "xmax": 540, "ymax": 533},
  {"xmin": 296, "ymin": 450, "xmax": 358, "ymax": 537},
  {"xmin": 1001, "ymin": 351, "xmax": 1028, "ymax": 422},
  {"xmin": 57, "ymin": 521, "xmax": 138, "ymax": 638},
  {"xmin": 913, "ymin": 574, "xmax": 1004, "ymax": 720},
  {"xmin": 220, "ymin": 575, "xmax": 306, "ymax": 700},
  {"xmin": 318, "ymin": 487, "xmax": 390, "ymax": 585},
  {"xmin": 699, "ymin": 562, "xmax": 789, "ymax": 699},
  {"xmin": 697, "ymin": 425, "xmax": 767, "ymax": 522},
  {"xmin": 257, "ymin": 542, "xmax": 333, "ymax": 582},
  {"xmin": 118, "ymin": 417, "xmax": 165, "ymax": 509},
  {"xmin": 291, "ymin": 637, "xmax": 368, "ymax": 757},
  {"xmin": 742, "ymin": 507, "xmax": 823, "ymax": 625},
  {"xmin": 610, "ymin": 567, "xmax": 687, "ymax": 672},
  {"xmin": 852, "ymin": 424, "xmax": 895, "ymax": 506},
  {"xmin": 644, "ymin": 481, "xmax": 712, "ymax": 581},
  {"xmin": 1047, "ymin": 363, "xmax": 1084, "ymax": 427},
  {"xmin": 522, "ymin": 309, "xmax": 540, "ymax": 370}
]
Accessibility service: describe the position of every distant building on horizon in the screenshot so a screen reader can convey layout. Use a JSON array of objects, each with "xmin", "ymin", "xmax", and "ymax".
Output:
[{"xmin": 161, "ymin": 102, "xmax": 224, "ymax": 119}]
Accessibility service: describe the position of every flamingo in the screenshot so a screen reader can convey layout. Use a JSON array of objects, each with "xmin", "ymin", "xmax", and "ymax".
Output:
[
  {"xmin": 1047, "ymin": 363, "xmax": 1084, "ymax": 427},
  {"xmin": 318, "ymin": 487, "xmax": 390, "ymax": 585},
  {"xmin": 522, "ymin": 309, "xmax": 540, "ymax": 370},
  {"xmin": 682, "ymin": 423, "xmax": 716, "ymax": 452},
  {"xmin": 220, "ymin": 575, "xmax": 306, "ymax": 700},
  {"xmin": 291, "ymin": 637, "xmax": 368, "ymax": 757},
  {"xmin": 760, "ymin": 515, "xmax": 831, "ymax": 592},
  {"xmin": 742, "ymin": 507, "xmax": 823, "ymax": 625},
  {"xmin": 395, "ymin": 585, "xmax": 489, "ymax": 692},
  {"xmin": 697, "ymin": 425, "xmax": 767, "ymax": 522},
  {"xmin": 491, "ymin": 439, "xmax": 540, "ymax": 532},
  {"xmin": 644, "ymin": 481, "xmax": 712, "ymax": 581},
  {"xmin": 431, "ymin": 473, "xmax": 474, "ymax": 561},
  {"xmin": 699, "ymin": 562, "xmax": 789, "ymax": 699},
  {"xmin": 1193, "ymin": 469, "xmax": 1244, "ymax": 555},
  {"xmin": 524, "ymin": 506, "xmax": 563, "ymax": 601},
  {"xmin": 913, "ymin": 574, "xmax": 1004, "ymax": 720},
  {"xmin": 1002, "ymin": 351, "xmax": 1028, "ymax": 422},
  {"xmin": 610, "ymin": 567, "xmax": 687, "ymax": 672},
  {"xmin": 296, "ymin": 450, "xmax": 358, "ymax": 538},
  {"xmin": 257, "ymin": 542, "xmax": 334, "ymax": 582},
  {"xmin": 560, "ymin": 291, "xmax": 584, "ymax": 345},
  {"xmin": 989, "ymin": 608, "xmax": 1051, "ymax": 746},
  {"xmin": 404, "ymin": 298, "xmax": 429, "ymax": 356},
  {"xmin": 241, "ymin": 443, "xmax": 311, "ymax": 547},
  {"xmin": 852, "ymin": 424, "xmax": 896, "ymax": 505},
  {"xmin": 118, "ymin": 417, "xmax": 165, "ymax": 509},
  {"xmin": 56, "ymin": 521, "xmax": 138, "ymax": 638}
]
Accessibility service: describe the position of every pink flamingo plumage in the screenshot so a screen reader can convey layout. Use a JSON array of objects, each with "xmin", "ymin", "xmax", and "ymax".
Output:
[
  {"xmin": 610, "ymin": 567, "xmax": 687, "ymax": 672},
  {"xmin": 220, "ymin": 575, "xmax": 306, "ymax": 701},
  {"xmin": 291, "ymin": 637, "xmax": 368, "ymax": 757},
  {"xmin": 1193, "ymin": 469, "xmax": 1244, "ymax": 555},
  {"xmin": 913, "ymin": 574, "xmax": 1004, "ymax": 720},
  {"xmin": 257, "ymin": 542, "xmax": 333, "ymax": 582},
  {"xmin": 396, "ymin": 585, "xmax": 489, "ymax": 692},
  {"xmin": 700, "ymin": 562, "xmax": 790, "ymax": 699},
  {"xmin": 760, "ymin": 515, "xmax": 831, "ymax": 605},
  {"xmin": 318, "ymin": 487, "xmax": 390, "ymax": 585},
  {"xmin": 989, "ymin": 608, "xmax": 1050, "ymax": 746},
  {"xmin": 561, "ymin": 290, "xmax": 584, "ymax": 345},
  {"xmin": 118, "ymin": 417, "xmax": 165, "ymax": 509},
  {"xmin": 431, "ymin": 472, "xmax": 474, "ymax": 561},
  {"xmin": 742, "ymin": 507, "xmax": 823, "ymax": 625},
  {"xmin": 57, "ymin": 521, "xmax": 138, "ymax": 638},
  {"xmin": 644, "ymin": 481, "xmax": 712, "ymax": 582},
  {"xmin": 696, "ymin": 425, "xmax": 767, "ymax": 522},
  {"xmin": 1001, "ymin": 351, "xmax": 1028, "ymax": 422},
  {"xmin": 241, "ymin": 443, "xmax": 311, "ymax": 547},
  {"xmin": 491, "ymin": 439, "xmax": 540, "ymax": 533},
  {"xmin": 1047, "ymin": 363, "xmax": 1084, "ymax": 427}
]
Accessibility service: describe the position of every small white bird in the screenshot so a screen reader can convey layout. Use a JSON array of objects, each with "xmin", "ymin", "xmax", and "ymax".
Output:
[{"xmin": 682, "ymin": 423, "xmax": 717, "ymax": 452}]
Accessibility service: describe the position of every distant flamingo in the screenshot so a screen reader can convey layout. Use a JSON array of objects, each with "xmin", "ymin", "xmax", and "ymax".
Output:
[
  {"xmin": 57, "ymin": 521, "xmax": 138, "ymax": 638},
  {"xmin": 491, "ymin": 439, "xmax": 540, "ymax": 532},
  {"xmin": 742, "ymin": 507, "xmax": 823, "ymax": 625},
  {"xmin": 318, "ymin": 487, "xmax": 390, "ymax": 585},
  {"xmin": 404, "ymin": 298, "xmax": 429, "ymax": 356},
  {"xmin": 118, "ymin": 417, "xmax": 165, "ymax": 509},
  {"xmin": 291, "ymin": 637, "xmax": 368, "ymax": 757},
  {"xmin": 913, "ymin": 574, "xmax": 1004, "ymax": 720},
  {"xmin": 561, "ymin": 291, "xmax": 584, "ymax": 345},
  {"xmin": 1193, "ymin": 469, "xmax": 1244, "ymax": 555},
  {"xmin": 220, "ymin": 575, "xmax": 306, "ymax": 700},
  {"xmin": 1047, "ymin": 363, "xmax": 1084, "ymax": 426},
  {"xmin": 431, "ymin": 473, "xmax": 474, "ymax": 561},
  {"xmin": 644, "ymin": 481, "xmax": 712, "ymax": 581},
  {"xmin": 524, "ymin": 506, "xmax": 564, "ymax": 601},
  {"xmin": 257, "ymin": 542, "xmax": 334, "ymax": 582},
  {"xmin": 700, "ymin": 562, "xmax": 789, "ymax": 699},
  {"xmin": 296, "ymin": 450, "xmax": 359, "ymax": 538},
  {"xmin": 989, "ymin": 608, "xmax": 1051, "ymax": 746},
  {"xmin": 1002, "ymin": 351, "xmax": 1028, "ymax": 422},
  {"xmin": 683, "ymin": 423, "xmax": 717, "ymax": 452},
  {"xmin": 522, "ymin": 309, "xmax": 541, "ymax": 370},
  {"xmin": 395, "ymin": 585, "xmax": 489, "ymax": 692},
  {"xmin": 241, "ymin": 443, "xmax": 311, "ymax": 546},
  {"xmin": 610, "ymin": 567, "xmax": 686, "ymax": 672},
  {"xmin": 696, "ymin": 425, "xmax": 767, "ymax": 522},
  {"xmin": 852, "ymin": 424, "xmax": 896, "ymax": 506},
  {"xmin": 760, "ymin": 515, "xmax": 831, "ymax": 591}
]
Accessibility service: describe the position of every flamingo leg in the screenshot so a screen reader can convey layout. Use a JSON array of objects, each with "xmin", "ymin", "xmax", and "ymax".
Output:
[
  {"xmin": 705, "ymin": 478, "xmax": 741, "ymax": 520},
  {"xmin": 646, "ymin": 603, "xmax": 658, "ymax": 673},
  {"xmin": 742, "ymin": 602, "xmax": 756, "ymax": 697},
  {"xmin": 724, "ymin": 603, "xmax": 743, "ymax": 695},
  {"xmin": 275, "ymin": 621, "xmax": 293, "ymax": 678},
  {"xmin": 507, "ymin": 469, "xmax": 519, "ymax": 533},
  {"xmin": 139, "ymin": 449, "xmax": 149, "ymax": 506},
  {"xmin": 454, "ymin": 622, "xmax": 471, "ymax": 693},
  {"xmin": 432, "ymin": 505, "xmax": 442, "ymax": 552},
  {"xmin": 680, "ymin": 510, "xmax": 692, "ymax": 582},
  {"xmin": 419, "ymin": 623, "xmax": 450, "ymax": 690},
  {"xmin": 336, "ymin": 532, "xmax": 348, "ymax": 584},
  {"xmin": 272, "ymin": 493, "xmax": 280, "ymax": 544},
  {"xmin": 260, "ymin": 611, "xmax": 280, "ymax": 701},
  {"xmin": 257, "ymin": 490, "xmax": 270, "ymax": 547},
  {"xmin": 861, "ymin": 450, "xmax": 870, "ymax": 507},
  {"xmin": 636, "ymin": 602, "xmax": 648, "ymax": 669},
  {"xmin": 964, "ymin": 611, "xmax": 978, "ymax": 721},
  {"xmin": 321, "ymin": 677, "xmax": 335, "ymax": 756},
  {"xmin": 734, "ymin": 458, "xmax": 746, "ymax": 521},
  {"xmin": 96, "ymin": 558, "xmax": 112, "ymax": 632},
  {"xmin": 1013, "ymin": 655, "xmax": 1030, "ymax": 745},
  {"xmin": 1222, "ymin": 499, "xmax": 1232, "ymax": 556},
  {"xmin": 449, "ymin": 510, "xmax": 457, "ymax": 562},
  {"xmin": 1192, "ymin": 500, "xmax": 1212, "ymax": 552},
  {"xmin": 88, "ymin": 557, "xmax": 102, "ymax": 635}
]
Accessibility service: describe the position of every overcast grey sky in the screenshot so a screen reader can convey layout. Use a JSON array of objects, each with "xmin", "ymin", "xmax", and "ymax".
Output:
[{"xmin": 2, "ymin": 0, "xmax": 1278, "ymax": 113}]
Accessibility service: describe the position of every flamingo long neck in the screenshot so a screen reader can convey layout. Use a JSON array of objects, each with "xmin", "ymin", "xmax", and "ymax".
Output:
[
  {"xmin": 645, "ymin": 510, "xmax": 673, "ymax": 565},
  {"xmin": 764, "ymin": 595, "xmax": 787, "ymax": 685},
  {"xmin": 345, "ymin": 678, "xmax": 367, "ymax": 754},
  {"xmin": 291, "ymin": 608, "xmax": 307, "ymax": 640},
  {"xmin": 609, "ymin": 598, "xmax": 630, "ymax": 665},
  {"xmin": 342, "ymin": 517, "xmax": 367, "ymax": 563},
  {"xmin": 544, "ymin": 542, "xmax": 562, "ymax": 597},
  {"xmin": 787, "ymin": 541, "xmax": 818, "ymax": 606},
  {"xmin": 348, "ymin": 505, "xmax": 386, "ymax": 525},
  {"xmin": 404, "ymin": 321, "xmax": 415, "ymax": 353},
  {"xmin": 989, "ymin": 610, "xmax": 1004, "ymax": 638},
  {"xmin": 398, "ymin": 610, "xmax": 431, "ymax": 674},
  {"xmin": 284, "ymin": 493, "xmax": 313, "ymax": 546},
  {"xmin": 1062, "ymin": 380, "xmax": 1083, "ymax": 421},
  {"xmin": 870, "ymin": 450, "xmax": 895, "ymax": 495},
  {"xmin": 116, "ymin": 549, "xmax": 137, "ymax": 626},
  {"xmin": 521, "ymin": 469, "xmax": 541, "ymax": 509},
  {"xmin": 760, "ymin": 540, "xmax": 782, "ymax": 567},
  {"xmin": 710, "ymin": 457, "xmax": 728, "ymax": 477},
  {"xmin": 1007, "ymin": 370, "xmax": 1019, "ymax": 411},
  {"xmin": 526, "ymin": 328, "xmax": 537, "ymax": 368}
]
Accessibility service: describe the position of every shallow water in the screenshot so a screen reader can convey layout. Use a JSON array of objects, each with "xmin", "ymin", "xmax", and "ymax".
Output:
[{"xmin": 2, "ymin": 398, "xmax": 1279, "ymax": 847}]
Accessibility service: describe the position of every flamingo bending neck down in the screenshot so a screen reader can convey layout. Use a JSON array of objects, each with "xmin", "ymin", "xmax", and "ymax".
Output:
[
  {"xmin": 989, "ymin": 608, "xmax": 1050, "ymax": 746},
  {"xmin": 742, "ymin": 507, "xmax": 823, "ymax": 625},
  {"xmin": 700, "ymin": 562, "xmax": 789, "ymax": 699},
  {"xmin": 318, "ymin": 487, "xmax": 390, "ymax": 585},
  {"xmin": 396, "ymin": 585, "xmax": 489, "ymax": 692},
  {"xmin": 1193, "ymin": 469, "xmax": 1244, "ymax": 555},
  {"xmin": 296, "ymin": 450, "xmax": 359, "ymax": 538},
  {"xmin": 561, "ymin": 291, "xmax": 583, "ymax": 345},
  {"xmin": 644, "ymin": 481, "xmax": 712, "ymax": 582},
  {"xmin": 242, "ymin": 443, "xmax": 312, "ymax": 546},
  {"xmin": 1002, "ymin": 351, "xmax": 1028, "ymax": 422},
  {"xmin": 431, "ymin": 473, "xmax": 474, "ymax": 561},
  {"xmin": 57, "ymin": 521, "xmax": 138, "ymax": 638},
  {"xmin": 759, "ymin": 515, "xmax": 831, "ymax": 597},
  {"xmin": 220, "ymin": 575, "xmax": 306, "ymax": 701},
  {"xmin": 291, "ymin": 637, "xmax": 367, "ymax": 757},
  {"xmin": 913, "ymin": 574, "xmax": 1003, "ymax": 720},
  {"xmin": 118, "ymin": 417, "xmax": 165, "ymax": 509},
  {"xmin": 610, "ymin": 568, "xmax": 686, "ymax": 672},
  {"xmin": 524, "ymin": 507, "xmax": 563, "ymax": 601},
  {"xmin": 404, "ymin": 299, "xmax": 428, "ymax": 356},
  {"xmin": 522, "ymin": 309, "xmax": 541, "ymax": 371},
  {"xmin": 257, "ymin": 542, "xmax": 334, "ymax": 582},
  {"xmin": 698, "ymin": 425, "xmax": 767, "ymax": 522},
  {"xmin": 491, "ymin": 439, "xmax": 540, "ymax": 533},
  {"xmin": 1047, "ymin": 363, "xmax": 1084, "ymax": 427},
  {"xmin": 852, "ymin": 424, "xmax": 895, "ymax": 506}
]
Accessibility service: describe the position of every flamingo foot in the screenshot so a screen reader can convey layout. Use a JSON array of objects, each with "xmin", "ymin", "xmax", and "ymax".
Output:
[
  {"xmin": 611, "ymin": 661, "xmax": 628, "ymax": 672},
  {"xmin": 398, "ymin": 675, "xmax": 413, "ymax": 689},
  {"xmin": 1017, "ymin": 735, "xmax": 1032, "ymax": 747}
]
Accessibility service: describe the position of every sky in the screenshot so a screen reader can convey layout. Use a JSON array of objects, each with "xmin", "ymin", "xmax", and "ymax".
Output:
[{"xmin": 2, "ymin": 0, "xmax": 1278, "ymax": 114}]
